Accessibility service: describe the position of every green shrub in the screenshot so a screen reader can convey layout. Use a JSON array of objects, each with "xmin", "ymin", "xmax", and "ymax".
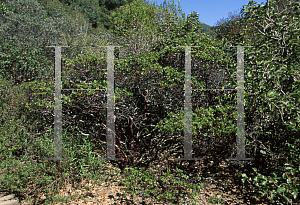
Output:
[{"xmin": 241, "ymin": 164, "xmax": 300, "ymax": 204}]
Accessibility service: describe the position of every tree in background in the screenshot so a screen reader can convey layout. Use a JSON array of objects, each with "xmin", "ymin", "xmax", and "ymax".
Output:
[
  {"xmin": 106, "ymin": 0, "xmax": 187, "ymax": 59},
  {"xmin": 41, "ymin": 0, "xmax": 136, "ymax": 30},
  {"xmin": 209, "ymin": 9, "xmax": 257, "ymax": 48},
  {"xmin": 182, "ymin": 11, "xmax": 202, "ymax": 33},
  {"xmin": 0, "ymin": 0, "xmax": 64, "ymax": 85}
]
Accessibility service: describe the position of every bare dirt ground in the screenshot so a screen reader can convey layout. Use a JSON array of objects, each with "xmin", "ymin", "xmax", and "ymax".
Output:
[{"xmin": 5, "ymin": 154, "xmax": 274, "ymax": 205}]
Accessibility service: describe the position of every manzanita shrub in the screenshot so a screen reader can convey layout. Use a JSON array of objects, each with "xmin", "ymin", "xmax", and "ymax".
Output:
[{"xmin": 20, "ymin": 4, "xmax": 239, "ymax": 174}]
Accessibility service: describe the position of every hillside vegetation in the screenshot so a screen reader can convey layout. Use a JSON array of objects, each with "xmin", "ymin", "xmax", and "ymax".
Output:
[{"xmin": 0, "ymin": 0, "xmax": 299, "ymax": 204}]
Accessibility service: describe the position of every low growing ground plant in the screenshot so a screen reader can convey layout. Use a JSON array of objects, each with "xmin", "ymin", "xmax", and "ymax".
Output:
[
  {"xmin": 241, "ymin": 164, "xmax": 300, "ymax": 204},
  {"xmin": 118, "ymin": 166, "xmax": 205, "ymax": 204}
]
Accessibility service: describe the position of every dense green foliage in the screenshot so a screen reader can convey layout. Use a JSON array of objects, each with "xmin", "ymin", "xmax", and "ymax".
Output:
[
  {"xmin": 0, "ymin": 0, "xmax": 299, "ymax": 204},
  {"xmin": 209, "ymin": 0, "xmax": 300, "ymax": 203},
  {"xmin": 0, "ymin": 0, "xmax": 63, "ymax": 85}
]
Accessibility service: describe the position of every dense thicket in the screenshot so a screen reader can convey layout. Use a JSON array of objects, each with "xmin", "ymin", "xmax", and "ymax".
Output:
[
  {"xmin": 1, "ymin": 0, "xmax": 299, "ymax": 203},
  {"xmin": 209, "ymin": 0, "xmax": 300, "ymax": 202}
]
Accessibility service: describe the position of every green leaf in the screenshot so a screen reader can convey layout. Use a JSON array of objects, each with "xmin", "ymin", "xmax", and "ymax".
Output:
[
  {"xmin": 292, "ymin": 191, "xmax": 298, "ymax": 199},
  {"xmin": 260, "ymin": 180, "xmax": 267, "ymax": 186},
  {"xmin": 282, "ymin": 173, "xmax": 287, "ymax": 179},
  {"xmin": 283, "ymin": 195, "xmax": 291, "ymax": 203},
  {"xmin": 269, "ymin": 178, "xmax": 278, "ymax": 183},
  {"xmin": 290, "ymin": 92, "xmax": 300, "ymax": 98},
  {"xmin": 270, "ymin": 192, "xmax": 275, "ymax": 199},
  {"xmin": 260, "ymin": 150, "xmax": 266, "ymax": 154},
  {"xmin": 277, "ymin": 187, "xmax": 286, "ymax": 193}
]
